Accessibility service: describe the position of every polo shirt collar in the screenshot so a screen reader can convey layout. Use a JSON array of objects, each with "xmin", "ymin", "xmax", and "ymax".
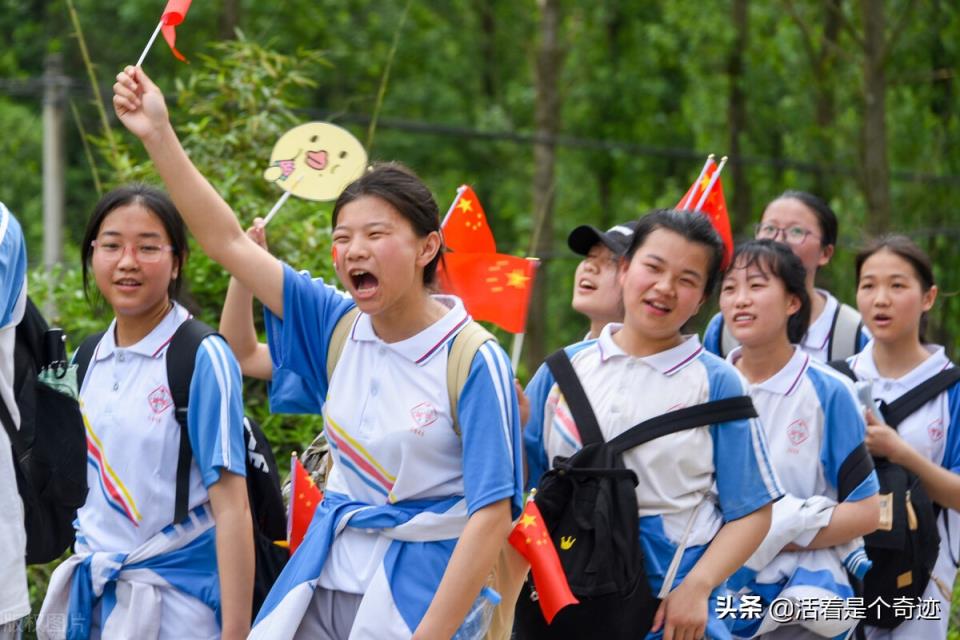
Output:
[
  {"xmin": 802, "ymin": 288, "xmax": 837, "ymax": 352},
  {"xmin": 852, "ymin": 341, "xmax": 950, "ymax": 387},
  {"xmin": 597, "ymin": 323, "xmax": 704, "ymax": 376},
  {"xmin": 728, "ymin": 345, "xmax": 809, "ymax": 396},
  {"xmin": 94, "ymin": 302, "xmax": 190, "ymax": 362},
  {"xmin": 350, "ymin": 295, "xmax": 470, "ymax": 365}
]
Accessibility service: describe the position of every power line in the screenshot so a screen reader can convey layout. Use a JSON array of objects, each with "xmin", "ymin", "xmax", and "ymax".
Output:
[{"xmin": 4, "ymin": 75, "xmax": 960, "ymax": 187}]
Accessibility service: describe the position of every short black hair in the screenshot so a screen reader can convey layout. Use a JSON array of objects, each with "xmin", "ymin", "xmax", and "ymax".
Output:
[
  {"xmin": 625, "ymin": 209, "xmax": 725, "ymax": 296},
  {"xmin": 81, "ymin": 183, "xmax": 188, "ymax": 303},
  {"xmin": 726, "ymin": 239, "xmax": 811, "ymax": 343},
  {"xmin": 332, "ymin": 162, "xmax": 441, "ymax": 286}
]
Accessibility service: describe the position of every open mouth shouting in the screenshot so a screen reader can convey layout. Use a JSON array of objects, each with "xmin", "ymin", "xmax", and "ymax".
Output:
[
  {"xmin": 576, "ymin": 278, "xmax": 598, "ymax": 294},
  {"xmin": 349, "ymin": 269, "xmax": 380, "ymax": 300}
]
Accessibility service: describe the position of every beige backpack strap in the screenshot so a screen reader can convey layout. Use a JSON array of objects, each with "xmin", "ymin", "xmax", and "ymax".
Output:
[
  {"xmin": 326, "ymin": 307, "xmax": 360, "ymax": 382},
  {"xmin": 446, "ymin": 321, "xmax": 496, "ymax": 436}
]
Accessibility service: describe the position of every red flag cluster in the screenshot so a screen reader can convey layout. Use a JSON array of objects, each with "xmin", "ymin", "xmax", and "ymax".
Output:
[
  {"xmin": 287, "ymin": 454, "xmax": 323, "ymax": 556},
  {"xmin": 438, "ymin": 186, "xmax": 537, "ymax": 333},
  {"xmin": 508, "ymin": 499, "xmax": 578, "ymax": 623},
  {"xmin": 676, "ymin": 156, "xmax": 734, "ymax": 269}
]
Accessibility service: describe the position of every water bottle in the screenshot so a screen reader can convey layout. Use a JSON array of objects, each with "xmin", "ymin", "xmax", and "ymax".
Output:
[{"xmin": 452, "ymin": 586, "xmax": 501, "ymax": 640}]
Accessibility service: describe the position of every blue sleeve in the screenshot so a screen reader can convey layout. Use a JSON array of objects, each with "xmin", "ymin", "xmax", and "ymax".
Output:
[
  {"xmin": 522, "ymin": 362, "xmax": 555, "ymax": 492},
  {"xmin": 459, "ymin": 341, "xmax": 524, "ymax": 519},
  {"xmin": 809, "ymin": 367, "xmax": 879, "ymax": 502},
  {"xmin": 267, "ymin": 369, "xmax": 325, "ymax": 414},
  {"xmin": 702, "ymin": 312, "xmax": 724, "ymax": 357},
  {"xmin": 187, "ymin": 335, "xmax": 248, "ymax": 487},
  {"xmin": 0, "ymin": 204, "xmax": 27, "ymax": 328},
  {"xmin": 944, "ymin": 384, "xmax": 960, "ymax": 474},
  {"xmin": 264, "ymin": 264, "xmax": 356, "ymax": 403},
  {"xmin": 701, "ymin": 354, "xmax": 783, "ymax": 520}
]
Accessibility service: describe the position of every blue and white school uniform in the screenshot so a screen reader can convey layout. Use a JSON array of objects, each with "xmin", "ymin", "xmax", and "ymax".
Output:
[
  {"xmin": 524, "ymin": 323, "xmax": 783, "ymax": 640},
  {"xmin": 0, "ymin": 203, "xmax": 29, "ymax": 628},
  {"xmin": 37, "ymin": 303, "xmax": 247, "ymax": 640},
  {"xmin": 704, "ymin": 290, "xmax": 870, "ymax": 362},
  {"xmin": 251, "ymin": 264, "xmax": 523, "ymax": 639},
  {"xmin": 267, "ymin": 274, "xmax": 350, "ymax": 415},
  {"xmin": 849, "ymin": 343, "xmax": 960, "ymax": 640},
  {"xmin": 724, "ymin": 347, "xmax": 879, "ymax": 638}
]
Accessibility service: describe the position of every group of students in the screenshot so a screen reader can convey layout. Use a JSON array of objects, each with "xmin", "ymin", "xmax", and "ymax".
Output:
[{"xmin": 0, "ymin": 61, "xmax": 957, "ymax": 640}]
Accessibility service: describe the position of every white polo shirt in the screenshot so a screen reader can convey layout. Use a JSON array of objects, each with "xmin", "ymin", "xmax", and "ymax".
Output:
[
  {"xmin": 850, "ymin": 342, "xmax": 960, "ymax": 640},
  {"xmin": 265, "ymin": 264, "xmax": 523, "ymax": 594},
  {"xmin": 77, "ymin": 303, "xmax": 247, "ymax": 552},
  {"xmin": 729, "ymin": 346, "xmax": 878, "ymax": 503},
  {"xmin": 0, "ymin": 203, "xmax": 29, "ymax": 624},
  {"xmin": 524, "ymin": 324, "xmax": 782, "ymax": 598}
]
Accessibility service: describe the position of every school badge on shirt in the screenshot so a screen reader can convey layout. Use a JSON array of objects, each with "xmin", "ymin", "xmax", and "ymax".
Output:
[
  {"xmin": 787, "ymin": 419, "xmax": 809, "ymax": 450},
  {"xmin": 410, "ymin": 402, "xmax": 439, "ymax": 435},
  {"xmin": 148, "ymin": 385, "xmax": 174, "ymax": 414}
]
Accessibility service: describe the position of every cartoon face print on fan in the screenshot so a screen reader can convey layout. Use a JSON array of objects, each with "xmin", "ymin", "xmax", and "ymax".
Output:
[{"xmin": 263, "ymin": 122, "xmax": 368, "ymax": 201}]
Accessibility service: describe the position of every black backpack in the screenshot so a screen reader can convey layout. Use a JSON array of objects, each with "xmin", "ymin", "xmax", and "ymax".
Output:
[
  {"xmin": 76, "ymin": 318, "xmax": 288, "ymax": 620},
  {"xmin": 514, "ymin": 349, "xmax": 758, "ymax": 639},
  {"xmin": 0, "ymin": 297, "xmax": 88, "ymax": 565},
  {"xmin": 830, "ymin": 360, "xmax": 958, "ymax": 630}
]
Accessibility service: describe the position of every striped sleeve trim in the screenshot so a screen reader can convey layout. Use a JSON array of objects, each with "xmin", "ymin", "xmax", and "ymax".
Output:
[
  {"xmin": 476, "ymin": 341, "xmax": 516, "ymax": 462},
  {"xmin": 200, "ymin": 337, "xmax": 236, "ymax": 469}
]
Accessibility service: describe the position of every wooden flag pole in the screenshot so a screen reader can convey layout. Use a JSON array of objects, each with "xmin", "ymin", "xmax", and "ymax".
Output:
[
  {"xmin": 136, "ymin": 21, "xmax": 163, "ymax": 67},
  {"xmin": 693, "ymin": 156, "xmax": 728, "ymax": 212},
  {"xmin": 681, "ymin": 154, "xmax": 715, "ymax": 210}
]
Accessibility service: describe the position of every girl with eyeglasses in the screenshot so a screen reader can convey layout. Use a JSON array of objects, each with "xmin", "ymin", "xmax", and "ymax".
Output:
[
  {"xmin": 37, "ymin": 184, "xmax": 254, "ymax": 639},
  {"xmin": 704, "ymin": 191, "xmax": 868, "ymax": 362}
]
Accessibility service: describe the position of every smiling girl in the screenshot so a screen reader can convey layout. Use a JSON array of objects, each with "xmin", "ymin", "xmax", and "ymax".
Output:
[
  {"xmin": 523, "ymin": 210, "xmax": 781, "ymax": 640},
  {"xmin": 705, "ymin": 191, "xmax": 867, "ymax": 362},
  {"xmin": 36, "ymin": 185, "xmax": 254, "ymax": 640},
  {"xmin": 718, "ymin": 240, "xmax": 879, "ymax": 639},
  {"xmin": 113, "ymin": 66, "xmax": 523, "ymax": 640},
  {"xmin": 846, "ymin": 236, "xmax": 960, "ymax": 640}
]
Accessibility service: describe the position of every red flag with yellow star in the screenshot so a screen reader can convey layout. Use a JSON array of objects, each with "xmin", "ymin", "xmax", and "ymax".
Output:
[
  {"xmin": 676, "ymin": 157, "xmax": 733, "ymax": 268},
  {"xmin": 438, "ymin": 253, "xmax": 537, "ymax": 333},
  {"xmin": 441, "ymin": 185, "xmax": 497, "ymax": 254},
  {"xmin": 288, "ymin": 454, "xmax": 323, "ymax": 556},
  {"xmin": 509, "ymin": 499, "xmax": 578, "ymax": 623}
]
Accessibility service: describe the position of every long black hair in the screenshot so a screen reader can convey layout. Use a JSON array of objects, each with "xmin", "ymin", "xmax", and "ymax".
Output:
[
  {"xmin": 81, "ymin": 184, "xmax": 188, "ymax": 302},
  {"xmin": 332, "ymin": 162, "xmax": 442, "ymax": 285},
  {"xmin": 726, "ymin": 239, "xmax": 812, "ymax": 343}
]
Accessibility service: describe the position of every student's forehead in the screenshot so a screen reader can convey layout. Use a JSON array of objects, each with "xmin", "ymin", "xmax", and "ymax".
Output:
[
  {"xmin": 638, "ymin": 229, "xmax": 709, "ymax": 272},
  {"xmin": 761, "ymin": 199, "xmax": 818, "ymax": 229}
]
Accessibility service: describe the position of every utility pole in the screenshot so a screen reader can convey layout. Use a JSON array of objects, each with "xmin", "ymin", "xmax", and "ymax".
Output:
[{"xmin": 43, "ymin": 53, "xmax": 67, "ymax": 270}]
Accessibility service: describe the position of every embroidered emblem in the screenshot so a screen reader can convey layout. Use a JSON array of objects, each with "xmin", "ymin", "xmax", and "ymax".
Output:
[
  {"xmin": 148, "ymin": 385, "xmax": 173, "ymax": 415},
  {"xmin": 787, "ymin": 419, "xmax": 809, "ymax": 446},
  {"xmin": 410, "ymin": 402, "xmax": 439, "ymax": 428},
  {"xmin": 928, "ymin": 419, "xmax": 945, "ymax": 442}
]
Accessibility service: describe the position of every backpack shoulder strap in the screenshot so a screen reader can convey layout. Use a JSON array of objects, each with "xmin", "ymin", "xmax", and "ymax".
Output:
[
  {"xmin": 326, "ymin": 307, "xmax": 361, "ymax": 382},
  {"xmin": 446, "ymin": 321, "xmax": 495, "ymax": 436},
  {"xmin": 827, "ymin": 359, "xmax": 858, "ymax": 383},
  {"xmin": 165, "ymin": 318, "xmax": 219, "ymax": 525},
  {"xmin": 719, "ymin": 315, "xmax": 738, "ymax": 358},
  {"xmin": 545, "ymin": 349, "xmax": 605, "ymax": 445},
  {"xmin": 837, "ymin": 442, "xmax": 874, "ymax": 502},
  {"xmin": 75, "ymin": 332, "xmax": 106, "ymax": 390},
  {"xmin": 828, "ymin": 303, "xmax": 861, "ymax": 361},
  {"xmin": 607, "ymin": 396, "xmax": 758, "ymax": 456},
  {"xmin": 882, "ymin": 367, "xmax": 960, "ymax": 429}
]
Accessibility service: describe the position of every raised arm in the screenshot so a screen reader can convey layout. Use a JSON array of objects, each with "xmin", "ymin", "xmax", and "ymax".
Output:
[
  {"xmin": 220, "ymin": 221, "xmax": 273, "ymax": 379},
  {"xmin": 112, "ymin": 66, "xmax": 284, "ymax": 316}
]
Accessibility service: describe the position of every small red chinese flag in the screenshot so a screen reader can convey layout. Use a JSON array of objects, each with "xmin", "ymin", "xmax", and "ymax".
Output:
[
  {"xmin": 161, "ymin": 0, "xmax": 193, "ymax": 63},
  {"xmin": 508, "ymin": 500, "xmax": 578, "ymax": 623},
  {"xmin": 438, "ymin": 253, "xmax": 537, "ymax": 333},
  {"xmin": 676, "ymin": 158, "xmax": 734, "ymax": 268},
  {"xmin": 441, "ymin": 186, "xmax": 497, "ymax": 254},
  {"xmin": 288, "ymin": 454, "xmax": 323, "ymax": 556}
]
